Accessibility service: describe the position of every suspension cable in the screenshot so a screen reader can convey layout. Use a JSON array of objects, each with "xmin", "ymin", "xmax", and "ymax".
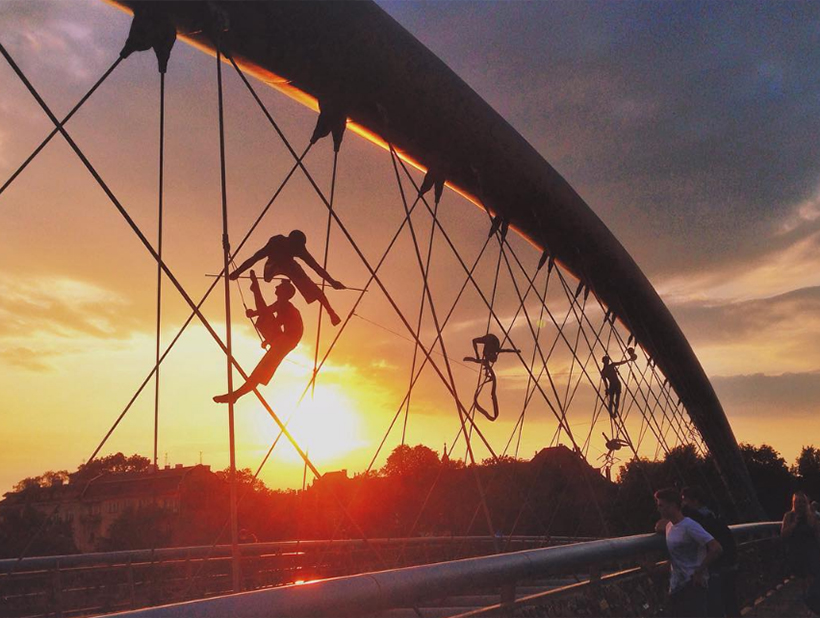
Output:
[
  {"xmin": 312, "ymin": 150, "xmax": 339, "ymax": 398},
  {"xmin": 313, "ymin": 235, "xmax": 495, "ymax": 571},
  {"xmin": 388, "ymin": 145, "xmax": 499, "ymax": 544},
  {"xmin": 152, "ymin": 70, "xmax": 165, "ymax": 471},
  {"xmin": 0, "ymin": 45, "xmax": 393, "ymax": 570},
  {"xmin": 0, "ymin": 56, "xmax": 123, "ymax": 199},
  {"xmin": 393, "ymin": 160, "xmax": 616, "ymax": 534},
  {"xmin": 401, "ymin": 191, "xmax": 440, "ymax": 445},
  {"xmin": 514, "ymin": 269, "xmax": 552, "ymax": 459},
  {"xmin": 214, "ymin": 42, "xmax": 241, "ymax": 593}
]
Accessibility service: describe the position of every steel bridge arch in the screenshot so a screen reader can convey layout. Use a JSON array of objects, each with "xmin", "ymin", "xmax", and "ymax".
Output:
[{"xmin": 106, "ymin": 0, "xmax": 764, "ymax": 520}]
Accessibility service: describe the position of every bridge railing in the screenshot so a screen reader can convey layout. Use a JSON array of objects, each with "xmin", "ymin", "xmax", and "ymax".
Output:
[
  {"xmin": 97, "ymin": 522, "xmax": 782, "ymax": 618},
  {"xmin": 0, "ymin": 535, "xmax": 591, "ymax": 618}
]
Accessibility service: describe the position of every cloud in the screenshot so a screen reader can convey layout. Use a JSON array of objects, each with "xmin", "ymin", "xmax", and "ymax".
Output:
[
  {"xmin": 712, "ymin": 371, "xmax": 820, "ymax": 417},
  {"xmin": 778, "ymin": 189, "xmax": 820, "ymax": 236},
  {"xmin": 668, "ymin": 286, "xmax": 820, "ymax": 376},
  {"xmin": 657, "ymin": 225, "xmax": 820, "ymax": 304},
  {"xmin": 380, "ymin": 1, "xmax": 820, "ymax": 282},
  {"xmin": 0, "ymin": 274, "xmax": 142, "ymax": 340},
  {"xmin": 0, "ymin": 346, "xmax": 52, "ymax": 372},
  {"xmin": 671, "ymin": 286, "xmax": 820, "ymax": 345},
  {"xmin": 370, "ymin": 358, "xmax": 399, "ymax": 371},
  {"xmin": 0, "ymin": 0, "xmax": 109, "ymax": 81}
]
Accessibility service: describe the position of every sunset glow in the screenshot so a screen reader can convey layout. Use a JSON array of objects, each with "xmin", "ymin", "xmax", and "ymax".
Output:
[{"xmin": 2, "ymin": 0, "xmax": 820, "ymax": 500}]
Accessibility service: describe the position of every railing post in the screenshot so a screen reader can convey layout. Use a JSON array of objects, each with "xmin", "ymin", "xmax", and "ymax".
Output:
[
  {"xmin": 126, "ymin": 556, "xmax": 136, "ymax": 608},
  {"xmin": 52, "ymin": 560, "xmax": 63, "ymax": 618},
  {"xmin": 587, "ymin": 564, "xmax": 604, "ymax": 615},
  {"xmin": 183, "ymin": 555, "xmax": 192, "ymax": 600},
  {"xmin": 500, "ymin": 580, "xmax": 516, "ymax": 617}
]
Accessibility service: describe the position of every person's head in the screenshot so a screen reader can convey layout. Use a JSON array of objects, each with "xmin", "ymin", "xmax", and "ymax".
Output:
[
  {"xmin": 275, "ymin": 279, "xmax": 296, "ymax": 301},
  {"xmin": 655, "ymin": 487, "xmax": 683, "ymax": 520},
  {"xmin": 793, "ymin": 491, "xmax": 810, "ymax": 512},
  {"xmin": 681, "ymin": 486, "xmax": 706, "ymax": 510},
  {"xmin": 288, "ymin": 229, "xmax": 307, "ymax": 247},
  {"xmin": 602, "ymin": 355, "xmax": 611, "ymax": 366}
]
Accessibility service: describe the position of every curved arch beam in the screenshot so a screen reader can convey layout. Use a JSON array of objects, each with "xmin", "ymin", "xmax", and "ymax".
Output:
[{"xmin": 106, "ymin": 0, "xmax": 763, "ymax": 520}]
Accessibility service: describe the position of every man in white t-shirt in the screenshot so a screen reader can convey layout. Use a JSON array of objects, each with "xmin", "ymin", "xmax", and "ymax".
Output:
[{"xmin": 655, "ymin": 488, "xmax": 723, "ymax": 618}]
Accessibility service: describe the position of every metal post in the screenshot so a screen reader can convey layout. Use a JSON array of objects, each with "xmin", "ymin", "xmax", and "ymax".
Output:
[
  {"xmin": 500, "ymin": 581, "xmax": 516, "ymax": 617},
  {"xmin": 52, "ymin": 561, "xmax": 63, "ymax": 618},
  {"xmin": 127, "ymin": 557, "xmax": 136, "ymax": 608},
  {"xmin": 215, "ymin": 42, "xmax": 241, "ymax": 594},
  {"xmin": 153, "ymin": 70, "xmax": 165, "ymax": 471}
]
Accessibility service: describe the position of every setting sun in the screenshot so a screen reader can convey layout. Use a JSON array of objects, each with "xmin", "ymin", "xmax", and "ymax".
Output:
[{"xmin": 246, "ymin": 382, "xmax": 368, "ymax": 469}]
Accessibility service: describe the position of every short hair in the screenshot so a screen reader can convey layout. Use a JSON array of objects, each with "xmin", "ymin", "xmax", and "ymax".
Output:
[
  {"xmin": 276, "ymin": 280, "xmax": 296, "ymax": 300},
  {"xmin": 288, "ymin": 229, "xmax": 307, "ymax": 245},
  {"xmin": 602, "ymin": 355, "xmax": 611, "ymax": 364},
  {"xmin": 681, "ymin": 486, "xmax": 705, "ymax": 504},
  {"xmin": 654, "ymin": 487, "xmax": 682, "ymax": 507}
]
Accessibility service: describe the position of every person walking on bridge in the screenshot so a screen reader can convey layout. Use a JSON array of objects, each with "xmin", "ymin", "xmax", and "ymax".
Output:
[{"xmin": 655, "ymin": 487, "xmax": 723, "ymax": 618}]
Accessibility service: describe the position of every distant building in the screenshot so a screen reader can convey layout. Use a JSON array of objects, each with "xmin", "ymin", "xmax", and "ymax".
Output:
[
  {"xmin": 0, "ymin": 464, "xmax": 216, "ymax": 552},
  {"xmin": 312, "ymin": 469, "xmax": 349, "ymax": 491}
]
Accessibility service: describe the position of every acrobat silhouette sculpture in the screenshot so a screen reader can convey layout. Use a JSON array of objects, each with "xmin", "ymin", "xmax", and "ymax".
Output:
[
  {"xmin": 464, "ymin": 334, "xmax": 520, "ymax": 421},
  {"xmin": 600, "ymin": 347, "xmax": 637, "ymax": 418},
  {"xmin": 214, "ymin": 271, "xmax": 304, "ymax": 405},
  {"xmin": 229, "ymin": 230, "xmax": 345, "ymax": 326}
]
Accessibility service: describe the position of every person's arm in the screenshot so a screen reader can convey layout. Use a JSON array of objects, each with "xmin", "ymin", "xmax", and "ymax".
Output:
[
  {"xmin": 230, "ymin": 247, "xmax": 268, "ymax": 280},
  {"xmin": 693, "ymin": 539, "xmax": 723, "ymax": 586},
  {"xmin": 299, "ymin": 248, "xmax": 345, "ymax": 289},
  {"xmin": 654, "ymin": 518, "xmax": 669, "ymax": 534}
]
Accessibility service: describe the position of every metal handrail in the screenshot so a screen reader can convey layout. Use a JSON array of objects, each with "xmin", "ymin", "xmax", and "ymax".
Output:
[
  {"xmin": 102, "ymin": 523, "xmax": 780, "ymax": 617},
  {"xmin": 0, "ymin": 535, "xmax": 593, "ymax": 574}
]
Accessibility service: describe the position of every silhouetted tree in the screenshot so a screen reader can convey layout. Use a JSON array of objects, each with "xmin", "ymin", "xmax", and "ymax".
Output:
[
  {"xmin": 74, "ymin": 453, "xmax": 151, "ymax": 481},
  {"xmin": 13, "ymin": 470, "xmax": 70, "ymax": 492},
  {"xmin": 0, "ymin": 506, "xmax": 76, "ymax": 558},
  {"xmin": 739, "ymin": 443, "xmax": 793, "ymax": 519},
  {"xmin": 793, "ymin": 446, "xmax": 820, "ymax": 498},
  {"xmin": 381, "ymin": 444, "xmax": 440, "ymax": 478},
  {"xmin": 100, "ymin": 504, "xmax": 174, "ymax": 551}
]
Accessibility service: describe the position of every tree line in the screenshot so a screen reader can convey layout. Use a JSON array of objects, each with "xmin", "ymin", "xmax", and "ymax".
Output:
[{"xmin": 1, "ymin": 442, "xmax": 816, "ymax": 557}]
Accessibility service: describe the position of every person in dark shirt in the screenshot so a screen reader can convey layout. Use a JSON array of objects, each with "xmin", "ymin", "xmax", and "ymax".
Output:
[
  {"xmin": 230, "ymin": 230, "xmax": 345, "ymax": 326},
  {"xmin": 782, "ymin": 491, "xmax": 820, "ymax": 614},
  {"xmin": 682, "ymin": 486, "xmax": 738, "ymax": 617}
]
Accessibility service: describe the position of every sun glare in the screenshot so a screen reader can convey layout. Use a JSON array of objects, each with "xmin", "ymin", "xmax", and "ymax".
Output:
[{"xmin": 249, "ymin": 383, "xmax": 368, "ymax": 468}]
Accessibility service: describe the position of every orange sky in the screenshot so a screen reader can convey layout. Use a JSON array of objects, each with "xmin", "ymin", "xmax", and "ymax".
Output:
[{"xmin": 2, "ymin": 1, "xmax": 820, "ymax": 495}]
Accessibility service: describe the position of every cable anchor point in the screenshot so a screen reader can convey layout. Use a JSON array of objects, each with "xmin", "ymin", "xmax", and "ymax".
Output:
[
  {"xmin": 119, "ymin": 3, "xmax": 177, "ymax": 74},
  {"xmin": 311, "ymin": 96, "xmax": 348, "ymax": 152}
]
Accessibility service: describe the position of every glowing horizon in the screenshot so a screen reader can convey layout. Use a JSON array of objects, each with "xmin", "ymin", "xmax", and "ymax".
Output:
[{"xmin": 2, "ymin": 0, "xmax": 820, "ymax": 496}]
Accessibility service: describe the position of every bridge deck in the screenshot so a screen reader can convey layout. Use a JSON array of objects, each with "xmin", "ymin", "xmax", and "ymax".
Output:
[{"xmin": 743, "ymin": 576, "xmax": 814, "ymax": 617}]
